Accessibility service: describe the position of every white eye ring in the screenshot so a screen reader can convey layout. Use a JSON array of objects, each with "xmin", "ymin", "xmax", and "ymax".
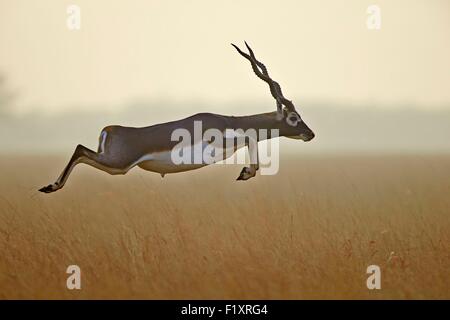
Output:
[{"xmin": 286, "ymin": 112, "xmax": 301, "ymax": 126}]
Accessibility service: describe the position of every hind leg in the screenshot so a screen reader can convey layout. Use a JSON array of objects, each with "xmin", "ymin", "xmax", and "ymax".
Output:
[{"xmin": 39, "ymin": 144, "xmax": 133, "ymax": 193}]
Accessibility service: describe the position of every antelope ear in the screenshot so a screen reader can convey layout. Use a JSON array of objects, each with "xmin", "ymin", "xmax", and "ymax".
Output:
[{"xmin": 276, "ymin": 109, "xmax": 284, "ymax": 121}]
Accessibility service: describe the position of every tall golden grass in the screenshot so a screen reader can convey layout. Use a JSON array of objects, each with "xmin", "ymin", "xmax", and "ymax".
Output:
[{"xmin": 0, "ymin": 155, "xmax": 449, "ymax": 299}]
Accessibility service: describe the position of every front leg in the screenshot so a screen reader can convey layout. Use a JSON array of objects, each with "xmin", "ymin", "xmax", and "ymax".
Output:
[{"xmin": 236, "ymin": 137, "xmax": 259, "ymax": 181}]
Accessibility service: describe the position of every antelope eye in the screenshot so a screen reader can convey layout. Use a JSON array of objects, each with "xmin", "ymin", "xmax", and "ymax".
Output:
[{"xmin": 286, "ymin": 112, "xmax": 301, "ymax": 126}]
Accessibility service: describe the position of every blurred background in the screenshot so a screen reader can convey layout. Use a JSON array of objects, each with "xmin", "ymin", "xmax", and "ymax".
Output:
[{"xmin": 0, "ymin": 0, "xmax": 449, "ymax": 154}]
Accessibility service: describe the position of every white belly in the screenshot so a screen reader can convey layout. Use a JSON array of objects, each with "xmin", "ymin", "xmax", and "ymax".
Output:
[
  {"xmin": 138, "ymin": 155, "xmax": 207, "ymax": 174},
  {"xmin": 136, "ymin": 139, "xmax": 245, "ymax": 174}
]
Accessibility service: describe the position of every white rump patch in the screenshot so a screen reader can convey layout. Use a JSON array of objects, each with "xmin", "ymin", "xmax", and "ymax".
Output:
[{"xmin": 99, "ymin": 131, "xmax": 108, "ymax": 154}]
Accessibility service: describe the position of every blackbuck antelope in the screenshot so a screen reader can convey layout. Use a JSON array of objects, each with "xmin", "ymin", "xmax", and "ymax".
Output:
[{"xmin": 39, "ymin": 42, "xmax": 315, "ymax": 193}]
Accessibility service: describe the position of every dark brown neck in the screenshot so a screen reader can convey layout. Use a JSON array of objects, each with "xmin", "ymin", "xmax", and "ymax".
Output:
[{"xmin": 226, "ymin": 112, "xmax": 287, "ymax": 139}]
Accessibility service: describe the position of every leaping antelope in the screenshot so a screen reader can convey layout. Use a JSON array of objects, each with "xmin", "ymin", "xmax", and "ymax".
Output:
[{"xmin": 39, "ymin": 42, "xmax": 315, "ymax": 193}]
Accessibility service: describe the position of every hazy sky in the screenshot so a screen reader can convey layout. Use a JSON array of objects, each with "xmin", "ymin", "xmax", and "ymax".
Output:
[{"xmin": 1, "ymin": 0, "xmax": 449, "ymax": 114}]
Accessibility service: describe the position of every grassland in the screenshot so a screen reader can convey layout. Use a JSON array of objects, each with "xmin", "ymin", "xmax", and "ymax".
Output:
[{"xmin": 0, "ymin": 154, "xmax": 449, "ymax": 299}]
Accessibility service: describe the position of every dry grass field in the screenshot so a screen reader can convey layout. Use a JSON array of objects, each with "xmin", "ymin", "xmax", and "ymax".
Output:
[{"xmin": 0, "ymin": 154, "xmax": 449, "ymax": 299}]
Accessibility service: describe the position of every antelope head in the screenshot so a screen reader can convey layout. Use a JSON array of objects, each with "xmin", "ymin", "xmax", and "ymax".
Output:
[{"xmin": 231, "ymin": 42, "xmax": 315, "ymax": 142}]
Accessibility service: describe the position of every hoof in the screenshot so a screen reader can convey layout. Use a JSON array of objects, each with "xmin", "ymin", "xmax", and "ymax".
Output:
[
  {"xmin": 38, "ymin": 183, "xmax": 58, "ymax": 193},
  {"xmin": 236, "ymin": 167, "xmax": 255, "ymax": 181}
]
